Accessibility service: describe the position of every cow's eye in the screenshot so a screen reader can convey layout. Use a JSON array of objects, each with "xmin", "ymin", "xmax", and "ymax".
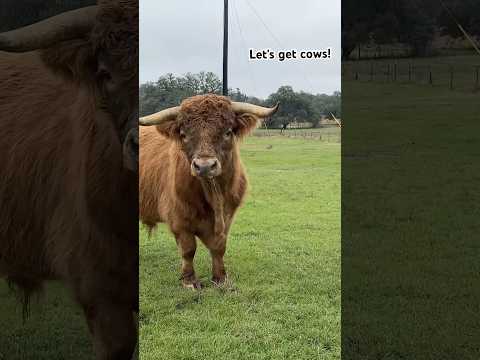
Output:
[
  {"xmin": 180, "ymin": 130, "xmax": 188, "ymax": 142},
  {"xmin": 224, "ymin": 129, "xmax": 233, "ymax": 140},
  {"xmin": 98, "ymin": 68, "xmax": 112, "ymax": 81}
]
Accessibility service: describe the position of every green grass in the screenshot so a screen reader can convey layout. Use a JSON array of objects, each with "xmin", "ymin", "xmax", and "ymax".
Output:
[
  {"xmin": 0, "ymin": 281, "xmax": 92, "ymax": 360},
  {"xmin": 342, "ymin": 79, "xmax": 480, "ymax": 358},
  {"xmin": 139, "ymin": 136, "xmax": 340, "ymax": 360}
]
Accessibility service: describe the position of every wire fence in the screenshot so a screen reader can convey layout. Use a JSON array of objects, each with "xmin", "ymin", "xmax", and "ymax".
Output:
[
  {"xmin": 350, "ymin": 44, "xmax": 479, "ymax": 60},
  {"xmin": 350, "ymin": 45, "xmax": 412, "ymax": 60},
  {"xmin": 253, "ymin": 126, "xmax": 341, "ymax": 142},
  {"xmin": 343, "ymin": 60, "xmax": 480, "ymax": 92}
]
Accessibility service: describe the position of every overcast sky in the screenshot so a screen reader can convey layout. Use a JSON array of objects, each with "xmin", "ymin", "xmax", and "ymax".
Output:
[{"xmin": 140, "ymin": 0, "xmax": 340, "ymax": 99}]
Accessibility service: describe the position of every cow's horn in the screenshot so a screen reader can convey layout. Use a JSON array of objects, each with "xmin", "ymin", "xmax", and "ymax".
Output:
[
  {"xmin": 139, "ymin": 107, "xmax": 181, "ymax": 126},
  {"xmin": 0, "ymin": 6, "xmax": 98, "ymax": 52},
  {"xmin": 231, "ymin": 102, "xmax": 279, "ymax": 118}
]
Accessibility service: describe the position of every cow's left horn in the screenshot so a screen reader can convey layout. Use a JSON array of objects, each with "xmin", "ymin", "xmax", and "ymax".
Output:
[
  {"xmin": 231, "ymin": 102, "xmax": 279, "ymax": 118},
  {"xmin": 0, "ymin": 6, "xmax": 98, "ymax": 52},
  {"xmin": 139, "ymin": 107, "xmax": 181, "ymax": 126}
]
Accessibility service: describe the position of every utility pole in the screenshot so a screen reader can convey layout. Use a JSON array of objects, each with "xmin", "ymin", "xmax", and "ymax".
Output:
[{"xmin": 223, "ymin": 0, "xmax": 228, "ymax": 96}]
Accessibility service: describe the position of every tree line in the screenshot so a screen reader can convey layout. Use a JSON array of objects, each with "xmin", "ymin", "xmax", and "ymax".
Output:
[
  {"xmin": 140, "ymin": 72, "xmax": 341, "ymax": 129},
  {"xmin": 342, "ymin": 0, "xmax": 480, "ymax": 59}
]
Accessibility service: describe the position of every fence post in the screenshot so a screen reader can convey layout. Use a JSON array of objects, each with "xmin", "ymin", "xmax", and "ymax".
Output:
[
  {"xmin": 449, "ymin": 65, "xmax": 454, "ymax": 90},
  {"xmin": 475, "ymin": 66, "xmax": 479, "ymax": 92},
  {"xmin": 429, "ymin": 67, "xmax": 433, "ymax": 86}
]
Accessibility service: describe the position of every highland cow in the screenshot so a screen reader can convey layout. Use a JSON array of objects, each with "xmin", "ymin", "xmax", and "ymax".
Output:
[{"xmin": 139, "ymin": 94, "xmax": 278, "ymax": 288}]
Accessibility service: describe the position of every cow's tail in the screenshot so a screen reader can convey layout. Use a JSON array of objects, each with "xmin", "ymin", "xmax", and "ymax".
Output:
[
  {"xmin": 141, "ymin": 221, "xmax": 157, "ymax": 238},
  {"xmin": 6, "ymin": 276, "xmax": 43, "ymax": 321}
]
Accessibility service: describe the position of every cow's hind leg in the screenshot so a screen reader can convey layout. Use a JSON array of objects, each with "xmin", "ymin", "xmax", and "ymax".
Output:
[
  {"xmin": 83, "ymin": 302, "xmax": 137, "ymax": 360},
  {"xmin": 175, "ymin": 232, "xmax": 201, "ymax": 289}
]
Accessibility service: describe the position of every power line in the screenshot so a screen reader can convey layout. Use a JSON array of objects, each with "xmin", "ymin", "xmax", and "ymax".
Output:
[
  {"xmin": 231, "ymin": 0, "xmax": 259, "ymax": 95},
  {"xmin": 408, "ymin": 0, "xmax": 480, "ymax": 56},
  {"xmin": 241, "ymin": 0, "xmax": 317, "ymax": 93},
  {"xmin": 243, "ymin": 0, "xmax": 283, "ymax": 47},
  {"xmin": 438, "ymin": 0, "xmax": 480, "ymax": 56}
]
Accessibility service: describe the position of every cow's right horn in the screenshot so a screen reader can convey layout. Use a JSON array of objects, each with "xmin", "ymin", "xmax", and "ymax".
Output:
[
  {"xmin": 231, "ymin": 102, "xmax": 280, "ymax": 118},
  {"xmin": 0, "ymin": 6, "xmax": 98, "ymax": 52},
  {"xmin": 139, "ymin": 107, "xmax": 181, "ymax": 126}
]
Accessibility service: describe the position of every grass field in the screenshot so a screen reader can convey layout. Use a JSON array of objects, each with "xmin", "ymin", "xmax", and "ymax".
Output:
[
  {"xmin": 342, "ymin": 77, "xmax": 480, "ymax": 358},
  {"xmin": 139, "ymin": 136, "xmax": 341, "ymax": 360},
  {"xmin": 0, "ymin": 281, "xmax": 92, "ymax": 360}
]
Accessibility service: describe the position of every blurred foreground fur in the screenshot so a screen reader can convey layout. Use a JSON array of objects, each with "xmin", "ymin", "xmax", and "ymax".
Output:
[{"xmin": 0, "ymin": 1, "xmax": 139, "ymax": 359}]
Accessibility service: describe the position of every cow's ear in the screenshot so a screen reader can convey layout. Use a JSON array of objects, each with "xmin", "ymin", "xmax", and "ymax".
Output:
[
  {"xmin": 155, "ymin": 119, "xmax": 180, "ymax": 139},
  {"xmin": 233, "ymin": 113, "xmax": 260, "ymax": 138},
  {"xmin": 41, "ymin": 40, "xmax": 95, "ymax": 80}
]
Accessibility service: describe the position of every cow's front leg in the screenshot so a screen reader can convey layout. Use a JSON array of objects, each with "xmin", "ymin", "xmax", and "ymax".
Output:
[
  {"xmin": 211, "ymin": 214, "xmax": 235, "ymax": 285},
  {"xmin": 174, "ymin": 231, "xmax": 201, "ymax": 289},
  {"xmin": 82, "ymin": 302, "xmax": 137, "ymax": 360},
  {"xmin": 210, "ymin": 242, "xmax": 227, "ymax": 285},
  {"xmin": 200, "ymin": 222, "xmax": 230, "ymax": 285}
]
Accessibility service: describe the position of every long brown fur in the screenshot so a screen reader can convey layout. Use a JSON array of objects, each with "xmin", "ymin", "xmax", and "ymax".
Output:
[
  {"xmin": 0, "ymin": 2, "xmax": 138, "ymax": 359},
  {"xmin": 140, "ymin": 94, "xmax": 261, "ymax": 288}
]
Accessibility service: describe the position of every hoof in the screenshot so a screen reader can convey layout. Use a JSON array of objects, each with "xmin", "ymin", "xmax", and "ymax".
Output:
[
  {"xmin": 211, "ymin": 276, "xmax": 236, "ymax": 291},
  {"xmin": 182, "ymin": 279, "xmax": 202, "ymax": 290},
  {"xmin": 211, "ymin": 275, "xmax": 227, "ymax": 287}
]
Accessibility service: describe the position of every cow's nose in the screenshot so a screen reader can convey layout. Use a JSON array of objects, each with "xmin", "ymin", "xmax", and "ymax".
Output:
[{"xmin": 192, "ymin": 157, "xmax": 220, "ymax": 177}]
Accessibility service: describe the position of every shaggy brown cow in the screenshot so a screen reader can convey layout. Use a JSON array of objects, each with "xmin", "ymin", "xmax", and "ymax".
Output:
[
  {"xmin": 139, "ymin": 94, "xmax": 278, "ymax": 288},
  {"xmin": 0, "ymin": 1, "xmax": 138, "ymax": 359}
]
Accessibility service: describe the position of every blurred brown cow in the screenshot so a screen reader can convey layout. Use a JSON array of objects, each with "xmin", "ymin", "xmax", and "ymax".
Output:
[
  {"xmin": 0, "ymin": 1, "xmax": 138, "ymax": 359},
  {"xmin": 139, "ymin": 94, "xmax": 278, "ymax": 289}
]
